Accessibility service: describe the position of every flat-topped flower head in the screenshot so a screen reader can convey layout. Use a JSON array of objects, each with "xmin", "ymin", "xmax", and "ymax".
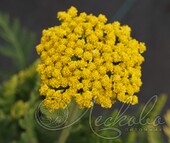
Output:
[{"xmin": 36, "ymin": 6, "xmax": 146, "ymax": 111}]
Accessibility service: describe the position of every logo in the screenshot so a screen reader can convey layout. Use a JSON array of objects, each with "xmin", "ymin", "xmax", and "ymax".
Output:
[{"xmin": 35, "ymin": 97, "xmax": 69, "ymax": 130}]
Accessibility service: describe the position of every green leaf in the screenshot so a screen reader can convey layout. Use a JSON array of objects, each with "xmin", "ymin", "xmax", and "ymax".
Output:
[
  {"xmin": 147, "ymin": 124, "xmax": 165, "ymax": 143},
  {"xmin": 0, "ymin": 12, "xmax": 36, "ymax": 72},
  {"xmin": 0, "ymin": 45, "xmax": 16, "ymax": 59},
  {"xmin": 0, "ymin": 70, "xmax": 13, "ymax": 79},
  {"xmin": 164, "ymin": 110, "xmax": 170, "ymax": 143},
  {"xmin": 149, "ymin": 94, "xmax": 167, "ymax": 120}
]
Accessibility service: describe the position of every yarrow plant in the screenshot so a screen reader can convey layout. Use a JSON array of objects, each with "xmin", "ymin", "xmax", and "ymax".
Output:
[{"xmin": 36, "ymin": 6, "xmax": 146, "ymax": 111}]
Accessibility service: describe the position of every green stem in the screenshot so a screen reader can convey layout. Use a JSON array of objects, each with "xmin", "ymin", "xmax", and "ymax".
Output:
[
  {"xmin": 57, "ymin": 102, "xmax": 79, "ymax": 143},
  {"xmin": 111, "ymin": 0, "xmax": 137, "ymax": 21}
]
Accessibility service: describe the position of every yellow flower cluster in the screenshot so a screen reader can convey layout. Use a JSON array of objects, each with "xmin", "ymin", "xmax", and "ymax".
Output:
[{"xmin": 36, "ymin": 6, "xmax": 146, "ymax": 111}]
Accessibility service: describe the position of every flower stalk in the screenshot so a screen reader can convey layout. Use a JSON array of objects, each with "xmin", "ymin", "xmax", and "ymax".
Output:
[{"xmin": 57, "ymin": 102, "xmax": 79, "ymax": 143}]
